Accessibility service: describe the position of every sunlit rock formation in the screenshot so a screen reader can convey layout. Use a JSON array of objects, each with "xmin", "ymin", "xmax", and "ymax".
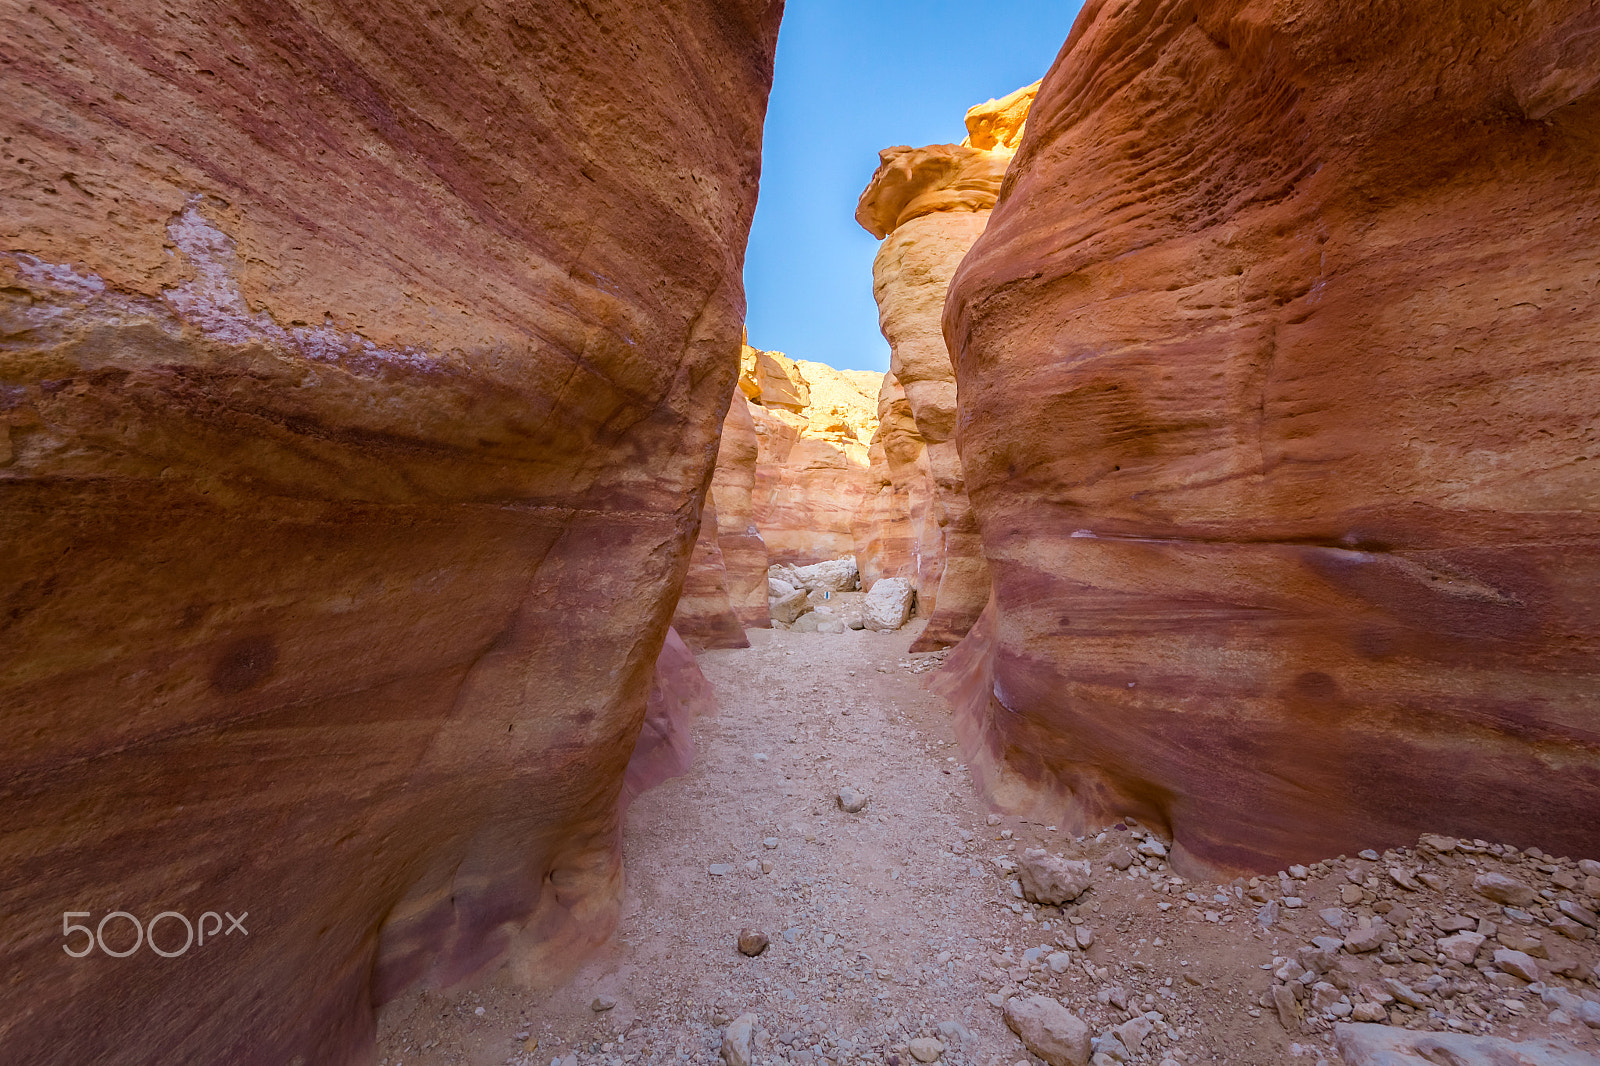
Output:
[
  {"xmin": 669, "ymin": 495, "xmax": 749, "ymax": 650},
  {"xmin": 855, "ymin": 83, "xmax": 1037, "ymax": 649},
  {"xmin": 672, "ymin": 385, "xmax": 771, "ymax": 646},
  {"xmin": 743, "ymin": 341, "xmax": 881, "ymax": 565},
  {"xmin": 711, "ymin": 392, "xmax": 771, "ymax": 629},
  {"xmin": 942, "ymin": 0, "xmax": 1600, "ymax": 875},
  {"xmin": 0, "ymin": 0, "xmax": 780, "ymax": 1062},
  {"xmin": 853, "ymin": 373, "xmax": 934, "ymax": 595}
]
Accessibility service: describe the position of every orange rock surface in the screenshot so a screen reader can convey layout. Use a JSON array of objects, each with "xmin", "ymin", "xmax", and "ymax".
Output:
[
  {"xmin": 744, "ymin": 342, "xmax": 882, "ymax": 565},
  {"xmin": 0, "ymin": 0, "xmax": 780, "ymax": 1061},
  {"xmin": 670, "ymin": 495, "xmax": 750, "ymax": 650},
  {"xmin": 855, "ymin": 87, "xmax": 1037, "ymax": 648},
  {"xmin": 672, "ymin": 389, "xmax": 771, "ymax": 646},
  {"xmin": 712, "ymin": 392, "xmax": 772, "ymax": 629},
  {"xmin": 853, "ymin": 373, "xmax": 935, "ymax": 596},
  {"xmin": 943, "ymin": 0, "xmax": 1600, "ymax": 875}
]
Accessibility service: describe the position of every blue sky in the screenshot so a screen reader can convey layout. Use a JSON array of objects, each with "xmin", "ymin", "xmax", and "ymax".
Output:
[{"xmin": 742, "ymin": 1, "xmax": 1086, "ymax": 373}]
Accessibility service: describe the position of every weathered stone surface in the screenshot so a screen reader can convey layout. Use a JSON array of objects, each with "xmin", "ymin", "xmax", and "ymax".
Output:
[
  {"xmin": 713, "ymin": 389, "xmax": 771, "ymax": 629},
  {"xmin": 1016, "ymin": 849, "xmax": 1093, "ymax": 905},
  {"xmin": 1003, "ymin": 994, "xmax": 1090, "ymax": 1066},
  {"xmin": 1437, "ymin": 932, "xmax": 1486, "ymax": 964},
  {"xmin": 1334, "ymin": 1022, "xmax": 1600, "ymax": 1065},
  {"xmin": 942, "ymin": 0, "xmax": 1600, "ymax": 874},
  {"xmin": 790, "ymin": 557, "xmax": 860, "ymax": 594},
  {"xmin": 672, "ymin": 495, "xmax": 750, "ymax": 650},
  {"xmin": 854, "ymin": 87, "xmax": 1037, "ymax": 652},
  {"xmin": 853, "ymin": 373, "xmax": 938, "ymax": 602},
  {"xmin": 1475, "ymin": 872, "xmax": 1538, "ymax": 908},
  {"xmin": 746, "ymin": 344, "xmax": 881, "ymax": 566},
  {"xmin": 863, "ymin": 577, "xmax": 916, "ymax": 632},
  {"xmin": 770, "ymin": 584, "xmax": 811, "ymax": 625},
  {"xmin": 0, "ymin": 1, "xmax": 779, "ymax": 1063},
  {"xmin": 722, "ymin": 1014, "xmax": 759, "ymax": 1066}
]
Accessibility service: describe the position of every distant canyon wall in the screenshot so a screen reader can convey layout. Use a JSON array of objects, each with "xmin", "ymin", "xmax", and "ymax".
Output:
[
  {"xmin": 0, "ymin": 1, "xmax": 780, "ymax": 1063},
  {"xmin": 671, "ymin": 390, "xmax": 770, "ymax": 648},
  {"xmin": 854, "ymin": 84, "xmax": 1037, "ymax": 650},
  {"xmin": 941, "ymin": 0, "xmax": 1600, "ymax": 874},
  {"xmin": 744, "ymin": 342, "xmax": 882, "ymax": 566}
]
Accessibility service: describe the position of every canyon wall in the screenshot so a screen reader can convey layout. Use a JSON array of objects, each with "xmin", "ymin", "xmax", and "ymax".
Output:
[
  {"xmin": 712, "ymin": 393, "xmax": 772, "ymax": 629},
  {"xmin": 744, "ymin": 341, "xmax": 881, "ymax": 565},
  {"xmin": 671, "ymin": 391, "xmax": 770, "ymax": 646},
  {"xmin": 942, "ymin": 0, "xmax": 1600, "ymax": 875},
  {"xmin": 853, "ymin": 373, "xmax": 933, "ymax": 595},
  {"xmin": 0, "ymin": 1, "xmax": 780, "ymax": 1063},
  {"xmin": 855, "ymin": 84, "xmax": 1036, "ymax": 649}
]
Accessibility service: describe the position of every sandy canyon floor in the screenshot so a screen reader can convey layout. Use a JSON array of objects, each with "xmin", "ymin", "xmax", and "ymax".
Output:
[{"xmin": 375, "ymin": 623, "xmax": 1600, "ymax": 1066}]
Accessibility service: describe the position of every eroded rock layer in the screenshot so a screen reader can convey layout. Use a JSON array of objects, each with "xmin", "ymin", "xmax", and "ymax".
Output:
[
  {"xmin": 944, "ymin": 0, "xmax": 1600, "ymax": 875},
  {"xmin": 0, "ymin": 1, "xmax": 780, "ymax": 1062},
  {"xmin": 745, "ymin": 342, "xmax": 881, "ymax": 565},
  {"xmin": 669, "ymin": 496, "xmax": 749, "ymax": 650},
  {"xmin": 712, "ymin": 392, "xmax": 771, "ymax": 629},
  {"xmin": 855, "ymin": 87, "xmax": 1036, "ymax": 649}
]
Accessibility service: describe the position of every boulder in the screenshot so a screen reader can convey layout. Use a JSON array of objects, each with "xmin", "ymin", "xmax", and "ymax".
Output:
[
  {"xmin": 722, "ymin": 1014, "xmax": 759, "ymax": 1066},
  {"xmin": 1003, "ymin": 995, "xmax": 1090, "ymax": 1066},
  {"xmin": 770, "ymin": 587, "xmax": 811, "ymax": 625},
  {"xmin": 791, "ymin": 557, "xmax": 860, "ymax": 594},
  {"xmin": 1475, "ymin": 873, "xmax": 1538, "ymax": 907},
  {"xmin": 1017, "ymin": 849, "xmax": 1093, "ymax": 905},
  {"xmin": 1335, "ymin": 1022, "xmax": 1599, "ymax": 1065},
  {"xmin": 863, "ymin": 578, "xmax": 916, "ymax": 631}
]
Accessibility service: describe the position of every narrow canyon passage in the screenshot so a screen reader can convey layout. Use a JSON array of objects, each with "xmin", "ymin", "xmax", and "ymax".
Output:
[{"xmin": 372, "ymin": 621, "xmax": 1600, "ymax": 1066}]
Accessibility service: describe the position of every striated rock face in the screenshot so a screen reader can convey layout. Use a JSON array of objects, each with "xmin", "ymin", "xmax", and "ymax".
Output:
[
  {"xmin": 712, "ymin": 391, "xmax": 771, "ymax": 629},
  {"xmin": 0, "ymin": 1, "xmax": 780, "ymax": 1063},
  {"xmin": 671, "ymin": 383, "xmax": 772, "ymax": 645},
  {"xmin": 745, "ymin": 342, "xmax": 881, "ymax": 565},
  {"xmin": 669, "ymin": 495, "xmax": 749, "ymax": 650},
  {"xmin": 943, "ymin": 0, "xmax": 1600, "ymax": 874},
  {"xmin": 855, "ymin": 86, "xmax": 1037, "ymax": 649},
  {"xmin": 853, "ymin": 373, "xmax": 934, "ymax": 595}
]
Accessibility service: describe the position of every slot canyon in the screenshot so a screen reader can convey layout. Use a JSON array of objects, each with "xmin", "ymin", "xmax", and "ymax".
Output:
[{"xmin": 1, "ymin": 2, "xmax": 1597, "ymax": 1066}]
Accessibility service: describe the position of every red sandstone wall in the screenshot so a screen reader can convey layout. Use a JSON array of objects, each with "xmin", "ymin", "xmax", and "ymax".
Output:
[
  {"xmin": 943, "ymin": 0, "xmax": 1600, "ymax": 876},
  {"xmin": 0, "ymin": 1, "xmax": 780, "ymax": 1062}
]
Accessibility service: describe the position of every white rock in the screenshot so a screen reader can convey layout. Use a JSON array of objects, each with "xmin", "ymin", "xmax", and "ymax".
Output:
[
  {"xmin": 721, "ymin": 1014, "xmax": 758, "ymax": 1066},
  {"xmin": 862, "ymin": 578, "xmax": 915, "ymax": 631},
  {"xmin": 791, "ymin": 557, "xmax": 859, "ymax": 594},
  {"xmin": 908, "ymin": 1037, "xmax": 944, "ymax": 1063},
  {"xmin": 770, "ymin": 586, "xmax": 810, "ymax": 624}
]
